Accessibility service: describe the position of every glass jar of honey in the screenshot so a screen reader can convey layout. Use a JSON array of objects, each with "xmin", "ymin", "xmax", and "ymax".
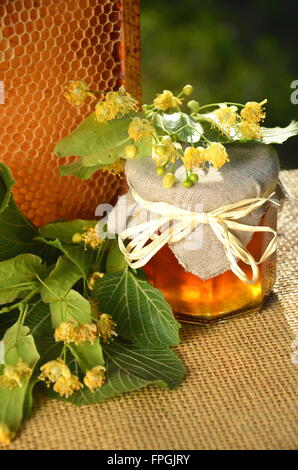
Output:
[{"xmin": 143, "ymin": 187, "xmax": 285, "ymax": 324}]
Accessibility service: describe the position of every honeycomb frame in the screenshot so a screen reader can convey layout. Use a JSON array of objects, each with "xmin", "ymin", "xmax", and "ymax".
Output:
[{"xmin": 0, "ymin": 0, "xmax": 141, "ymax": 226}]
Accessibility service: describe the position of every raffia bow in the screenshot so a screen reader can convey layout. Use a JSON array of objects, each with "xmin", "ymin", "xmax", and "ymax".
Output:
[{"xmin": 118, "ymin": 189, "xmax": 279, "ymax": 284}]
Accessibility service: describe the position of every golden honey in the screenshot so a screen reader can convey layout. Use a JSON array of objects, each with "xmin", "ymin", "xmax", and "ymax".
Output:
[{"xmin": 143, "ymin": 204, "xmax": 277, "ymax": 323}]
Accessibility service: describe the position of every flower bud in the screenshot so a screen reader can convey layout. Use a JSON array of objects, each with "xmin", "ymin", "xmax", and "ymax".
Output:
[
  {"xmin": 190, "ymin": 173, "xmax": 198, "ymax": 183},
  {"xmin": 183, "ymin": 84, "xmax": 193, "ymax": 96},
  {"xmin": 72, "ymin": 232, "xmax": 83, "ymax": 243},
  {"xmin": 154, "ymin": 144, "xmax": 166, "ymax": 157},
  {"xmin": 183, "ymin": 179, "xmax": 193, "ymax": 188},
  {"xmin": 161, "ymin": 135, "xmax": 172, "ymax": 144},
  {"xmin": 187, "ymin": 100, "xmax": 200, "ymax": 113},
  {"xmin": 124, "ymin": 144, "xmax": 138, "ymax": 159},
  {"xmin": 156, "ymin": 166, "xmax": 166, "ymax": 176},
  {"xmin": 162, "ymin": 173, "xmax": 177, "ymax": 189}
]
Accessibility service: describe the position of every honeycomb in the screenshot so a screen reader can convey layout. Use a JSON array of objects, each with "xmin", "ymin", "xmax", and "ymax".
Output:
[{"xmin": 0, "ymin": 0, "xmax": 141, "ymax": 226}]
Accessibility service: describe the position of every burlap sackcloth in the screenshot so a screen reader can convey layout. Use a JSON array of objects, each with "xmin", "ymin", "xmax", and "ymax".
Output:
[
  {"xmin": 108, "ymin": 143, "xmax": 280, "ymax": 279},
  {"xmin": 1, "ymin": 170, "xmax": 297, "ymax": 451}
]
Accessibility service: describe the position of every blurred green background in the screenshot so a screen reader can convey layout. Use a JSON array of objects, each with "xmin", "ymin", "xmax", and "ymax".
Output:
[{"xmin": 141, "ymin": 0, "xmax": 298, "ymax": 169}]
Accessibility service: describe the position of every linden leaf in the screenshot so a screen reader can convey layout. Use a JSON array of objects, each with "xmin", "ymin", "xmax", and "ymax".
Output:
[
  {"xmin": 154, "ymin": 112, "xmax": 203, "ymax": 143},
  {"xmin": 0, "ymin": 254, "xmax": 47, "ymax": 306},
  {"xmin": 54, "ymin": 113, "xmax": 135, "ymax": 165},
  {"xmin": 50, "ymin": 289, "xmax": 92, "ymax": 328},
  {"xmin": 0, "ymin": 163, "xmax": 46, "ymax": 262},
  {"xmin": 39, "ymin": 219, "xmax": 97, "ymax": 244},
  {"xmin": 3, "ymin": 323, "xmax": 40, "ymax": 367},
  {"xmin": 93, "ymin": 270, "xmax": 181, "ymax": 348},
  {"xmin": 40, "ymin": 256, "xmax": 83, "ymax": 303},
  {"xmin": 0, "ymin": 322, "xmax": 40, "ymax": 440}
]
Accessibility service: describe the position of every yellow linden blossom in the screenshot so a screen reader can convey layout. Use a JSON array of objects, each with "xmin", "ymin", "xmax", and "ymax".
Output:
[
  {"xmin": 215, "ymin": 104, "xmax": 238, "ymax": 132},
  {"xmin": 153, "ymin": 90, "xmax": 182, "ymax": 111},
  {"xmin": 206, "ymin": 143, "xmax": 230, "ymax": 170},
  {"xmin": 128, "ymin": 117, "xmax": 153, "ymax": 141},
  {"xmin": 39, "ymin": 358, "xmax": 71, "ymax": 386},
  {"xmin": 83, "ymin": 365, "xmax": 106, "ymax": 392},
  {"xmin": 88, "ymin": 272, "xmax": 104, "ymax": 291},
  {"xmin": 183, "ymin": 146, "xmax": 208, "ymax": 170},
  {"xmin": 240, "ymin": 99, "xmax": 267, "ymax": 124},
  {"xmin": 101, "ymin": 159, "xmax": 125, "ymax": 177},
  {"xmin": 75, "ymin": 323, "xmax": 98, "ymax": 345},
  {"xmin": 82, "ymin": 226, "xmax": 103, "ymax": 250},
  {"xmin": 0, "ymin": 360, "xmax": 31, "ymax": 390},
  {"xmin": 95, "ymin": 86, "xmax": 138, "ymax": 123},
  {"xmin": 64, "ymin": 81, "xmax": 94, "ymax": 107},
  {"xmin": 53, "ymin": 375, "xmax": 83, "ymax": 398},
  {"xmin": 97, "ymin": 314, "xmax": 117, "ymax": 343},
  {"xmin": 0, "ymin": 423, "xmax": 15, "ymax": 445},
  {"xmin": 238, "ymin": 121, "xmax": 262, "ymax": 140},
  {"xmin": 153, "ymin": 137, "xmax": 180, "ymax": 166},
  {"xmin": 54, "ymin": 321, "xmax": 97, "ymax": 345}
]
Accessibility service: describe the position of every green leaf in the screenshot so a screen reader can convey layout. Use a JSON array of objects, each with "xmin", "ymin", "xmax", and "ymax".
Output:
[
  {"xmin": 54, "ymin": 112, "xmax": 135, "ymax": 164},
  {"xmin": 93, "ymin": 270, "xmax": 181, "ymax": 348},
  {"xmin": 50, "ymin": 289, "xmax": 91, "ymax": 328},
  {"xmin": 106, "ymin": 240, "xmax": 128, "ymax": 272},
  {"xmin": 40, "ymin": 256, "xmax": 83, "ymax": 303},
  {"xmin": 0, "ymin": 322, "xmax": 40, "ymax": 439},
  {"xmin": 0, "ymin": 163, "xmax": 45, "ymax": 262},
  {"xmin": 154, "ymin": 112, "xmax": 203, "ymax": 143},
  {"xmin": 61, "ymin": 340, "xmax": 185, "ymax": 406},
  {"xmin": 3, "ymin": 323, "xmax": 40, "ymax": 367},
  {"xmin": 261, "ymin": 121, "xmax": 298, "ymax": 144},
  {"xmin": 59, "ymin": 159, "xmax": 104, "ymax": 180},
  {"xmin": 39, "ymin": 219, "xmax": 96, "ymax": 244},
  {"xmin": 69, "ymin": 340, "xmax": 104, "ymax": 373},
  {"xmin": 0, "ymin": 254, "xmax": 46, "ymax": 305},
  {"xmin": 36, "ymin": 237, "xmax": 94, "ymax": 280}
]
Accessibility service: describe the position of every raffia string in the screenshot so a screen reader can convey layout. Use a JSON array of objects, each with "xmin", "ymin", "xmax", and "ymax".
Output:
[{"xmin": 118, "ymin": 189, "xmax": 280, "ymax": 284}]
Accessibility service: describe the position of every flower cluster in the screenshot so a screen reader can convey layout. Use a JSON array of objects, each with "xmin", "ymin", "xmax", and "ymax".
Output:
[
  {"xmin": 95, "ymin": 86, "xmax": 138, "ymax": 123},
  {"xmin": 63, "ymin": 80, "xmax": 270, "ymax": 189},
  {"xmin": 0, "ymin": 360, "xmax": 31, "ymax": 390},
  {"xmin": 0, "ymin": 423, "xmax": 15, "ymax": 445},
  {"xmin": 64, "ymin": 80, "xmax": 95, "ymax": 107},
  {"xmin": 54, "ymin": 321, "xmax": 98, "ymax": 345},
  {"xmin": 97, "ymin": 314, "xmax": 117, "ymax": 343},
  {"xmin": 39, "ymin": 358, "xmax": 106, "ymax": 397},
  {"xmin": 83, "ymin": 365, "xmax": 106, "ymax": 392},
  {"xmin": 39, "ymin": 358, "xmax": 83, "ymax": 397}
]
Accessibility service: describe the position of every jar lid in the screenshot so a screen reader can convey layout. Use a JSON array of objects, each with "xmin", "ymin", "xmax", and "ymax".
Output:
[{"xmin": 109, "ymin": 143, "xmax": 279, "ymax": 280}]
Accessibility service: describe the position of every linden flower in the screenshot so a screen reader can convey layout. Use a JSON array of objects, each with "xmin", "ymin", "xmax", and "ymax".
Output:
[
  {"xmin": 64, "ymin": 81, "xmax": 94, "ymax": 107},
  {"xmin": 206, "ymin": 143, "xmax": 230, "ymax": 170},
  {"xmin": 153, "ymin": 137, "xmax": 180, "ymax": 166},
  {"xmin": 97, "ymin": 314, "xmax": 117, "ymax": 343},
  {"xmin": 101, "ymin": 159, "xmax": 125, "ymax": 176},
  {"xmin": 39, "ymin": 358, "xmax": 71, "ymax": 386},
  {"xmin": 128, "ymin": 117, "xmax": 153, "ymax": 141},
  {"xmin": 54, "ymin": 321, "xmax": 77, "ymax": 344},
  {"xmin": 0, "ymin": 423, "xmax": 15, "ymax": 445},
  {"xmin": 83, "ymin": 365, "xmax": 106, "ymax": 392},
  {"xmin": 54, "ymin": 321, "xmax": 98, "ymax": 345},
  {"xmin": 238, "ymin": 121, "xmax": 262, "ymax": 140},
  {"xmin": 0, "ymin": 360, "xmax": 31, "ymax": 390},
  {"xmin": 215, "ymin": 104, "xmax": 238, "ymax": 132},
  {"xmin": 53, "ymin": 375, "xmax": 83, "ymax": 398},
  {"xmin": 183, "ymin": 146, "xmax": 208, "ymax": 170},
  {"xmin": 82, "ymin": 226, "xmax": 103, "ymax": 250},
  {"xmin": 153, "ymin": 90, "xmax": 182, "ymax": 111},
  {"xmin": 88, "ymin": 272, "xmax": 104, "ymax": 291},
  {"xmin": 240, "ymin": 99, "xmax": 267, "ymax": 124},
  {"xmin": 74, "ymin": 323, "xmax": 98, "ymax": 345},
  {"xmin": 95, "ymin": 86, "xmax": 138, "ymax": 123}
]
